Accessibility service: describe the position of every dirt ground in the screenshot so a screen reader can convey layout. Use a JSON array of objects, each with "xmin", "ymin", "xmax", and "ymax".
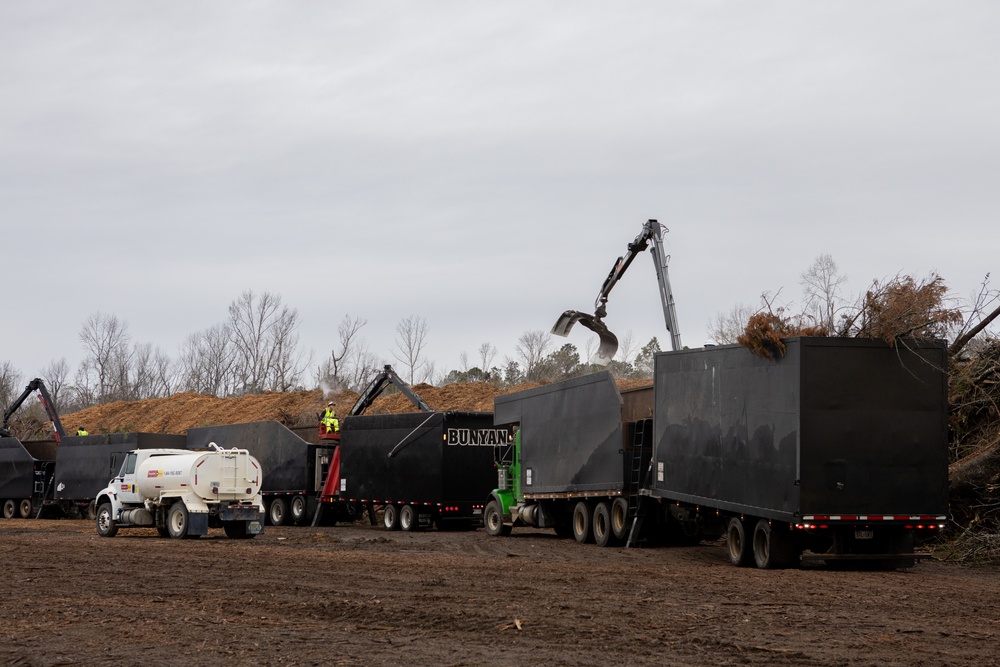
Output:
[{"xmin": 1, "ymin": 519, "xmax": 997, "ymax": 667}]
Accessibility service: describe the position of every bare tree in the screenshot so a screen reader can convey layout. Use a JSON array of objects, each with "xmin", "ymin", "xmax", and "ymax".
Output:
[
  {"xmin": 315, "ymin": 315, "xmax": 370, "ymax": 392},
  {"xmin": 227, "ymin": 290, "xmax": 303, "ymax": 393},
  {"xmin": 344, "ymin": 345, "xmax": 382, "ymax": 392},
  {"xmin": 707, "ymin": 302, "xmax": 756, "ymax": 345},
  {"xmin": 515, "ymin": 330, "xmax": 552, "ymax": 381},
  {"xmin": 128, "ymin": 343, "xmax": 174, "ymax": 399},
  {"xmin": 478, "ymin": 342, "xmax": 497, "ymax": 373},
  {"xmin": 800, "ymin": 254, "xmax": 847, "ymax": 330},
  {"xmin": 0, "ymin": 360, "xmax": 21, "ymax": 412},
  {"xmin": 78, "ymin": 311, "xmax": 131, "ymax": 403},
  {"xmin": 179, "ymin": 323, "xmax": 235, "ymax": 395},
  {"xmin": 616, "ymin": 330, "xmax": 637, "ymax": 365},
  {"xmin": 393, "ymin": 315, "xmax": 430, "ymax": 384},
  {"xmin": 40, "ymin": 357, "xmax": 70, "ymax": 410}
]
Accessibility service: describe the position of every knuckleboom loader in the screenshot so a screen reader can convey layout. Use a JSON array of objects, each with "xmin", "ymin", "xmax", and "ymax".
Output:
[{"xmin": 95, "ymin": 443, "xmax": 264, "ymax": 539}]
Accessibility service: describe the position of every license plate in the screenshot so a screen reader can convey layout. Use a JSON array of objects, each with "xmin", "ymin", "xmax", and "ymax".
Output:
[
  {"xmin": 855, "ymin": 530, "xmax": 874, "ymax": 540},
  {"xmin": 472, "ymin": 509, "xmax": 482, "ymax": 515}
]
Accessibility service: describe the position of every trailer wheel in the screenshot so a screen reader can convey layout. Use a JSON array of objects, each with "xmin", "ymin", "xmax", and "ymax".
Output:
[
  {"xmin": 399, "ymin": 504, "xmax": 417, "ymax": 532},
  {"xmin": 572, "ymin": 501, "xmax": 593, "ymax": 544},
  {"xmin": 268, "ymin": 498, "xmax": 288, "ymax": 526},
  {"xmin": 2, "ymin": 499, "xmax": 16, "ymax": 519},
  {"xmin": 751, "ymin": 519, "xmax": 797, "ymax": 569},
  {"xmin": 726, "ymin": 517, "xmax": 752, "ymax": 566},
  {"xmin": 290, "ymin": 495, "xmax": 307, "ymax": 524},
  {"xmin": 167, "ymin": 502, "xmax": 190, "ymax": 539},
  {"xmin": 611, "ymin": 497, "xmax": 630, "ymax": 542},
  {"xmin": 593, "ymin": 502, "xmax": 614, "ymax": 547},
  {"xmin": 484, "ymin": 500, "xmax": 511, "ymax": 537},
  {"xmin": 19, "ymin": 499, "xmax": 32, "ymax": 519},
  {"xmin": 383, "ymin": 504, "xmax": 401, "ymax": 531},
  {"xmin": 96, "ymin": 502, "xmax": 118, "ymax": 537}
]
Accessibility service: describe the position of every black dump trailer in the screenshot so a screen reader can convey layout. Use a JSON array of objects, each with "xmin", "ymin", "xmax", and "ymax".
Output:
[
  {"xmin": 47, "ymin": 432, "xmax": 188, "ymax": 518},
  {"xmin": 650, "ymin": 337, "xmax": 950, "ymax": 569},
  {"xmin": 489, "ymin": 372, "xmax": 659, "ymax": 546},
  {"xmin": 0, "ymin": 437, "xmax": 57, "ymax": 519},
  {"xmin": 187, "ymin": 421, "xmax": 339, "ymax": 526},
  {"xmin": 336, "ymin": 411, "xmax": 508, "ymax": 531}
]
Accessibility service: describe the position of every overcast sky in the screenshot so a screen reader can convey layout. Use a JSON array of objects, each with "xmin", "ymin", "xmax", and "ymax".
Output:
[{"xmin": 3, "ymin": 2, "xmax": 998, "ymax": 386}]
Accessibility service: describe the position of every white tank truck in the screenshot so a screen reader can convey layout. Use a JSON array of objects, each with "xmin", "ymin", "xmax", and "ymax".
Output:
[{"xmin": 95, "ymin": 444, "xmax": 264, "ymax": 539}]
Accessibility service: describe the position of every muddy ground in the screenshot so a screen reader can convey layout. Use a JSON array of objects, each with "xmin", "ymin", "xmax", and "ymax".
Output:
[{"xmin": 1, "ymin": 519, "xmax": 996, "ymax": 667}]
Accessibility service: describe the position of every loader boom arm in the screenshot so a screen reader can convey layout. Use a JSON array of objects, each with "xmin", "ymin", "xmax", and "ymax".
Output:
[
  {"xmin": 552, "ymin": 219, "xmax": 682, "ymax": 362},
  {"xmin": 349, "ymin": 365, "xmax": 433, "ymax": 416},
  {"xmin": 0, "ymin": 378, "xmax": 67, "ymax": 443}
]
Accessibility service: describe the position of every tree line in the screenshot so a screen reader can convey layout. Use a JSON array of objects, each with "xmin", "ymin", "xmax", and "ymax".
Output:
[{"xmin": 0, "ymin": 289, "xmax": 663, "ymax": 426}]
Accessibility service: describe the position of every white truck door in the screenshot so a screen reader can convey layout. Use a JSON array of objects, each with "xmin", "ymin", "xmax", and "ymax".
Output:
[{"xmin": 114, "ymin": 452, "xmax": 143, "ymax": 505}]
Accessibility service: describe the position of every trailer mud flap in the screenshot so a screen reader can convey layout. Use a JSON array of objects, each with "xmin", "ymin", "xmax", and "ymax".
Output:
[
  {"xmin": 188, "ymin": 513, "xmax": 209, "ymax": 536},
  {"xmin": 219, "ymin": 506, "xmax": 261, "ymax": 521}
]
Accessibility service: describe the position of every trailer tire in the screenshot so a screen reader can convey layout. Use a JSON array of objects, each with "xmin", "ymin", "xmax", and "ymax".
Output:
[
  {"xmin": 167, "ymin": 502, "xmax": 190, "ymax": 539},
  {"xmin": 484, "ymin": 500, "xmax": 511, "ymax": 537},
  {"xmin": 726, "ymin": 517, "xmax": 753, "ymax": 567},
  {"xmin": 290, "ymin": 495, "xmax": 307, "ymax": 524},
  {"xmin": 593, "ymin": 501, "xmax": 614, "ymax": 547},
  {"xmin": 752, "ymin": 519, "xmax": 797, "ymax": 569},
  {"xmin": 268, "ymin": 498, "xmax": 288, "ymax": 526},
  {"xmin": 2, "ymin": 499, "xmax": 16, "ymax": 519},
  {"xmin": 96, "ymin": 502, "xmax": 118, "ymax": 537},
  {"xmin": 383, "ymin": 504, "xmax": 401, "ymax": 531},
  {"xmin": 19, "ymin": 499, "xmax": 32, "ymax": 519},
  {"xmin": 400, "ymin": 504, "xmax": 417, "ymax": 532},
  {"xmin": 611, "ymin": 497, "xmax": 630, "ymax": 542},
  {"xmin": 572, "ymin": 501, "xmax": 593, "ymax": 544}
]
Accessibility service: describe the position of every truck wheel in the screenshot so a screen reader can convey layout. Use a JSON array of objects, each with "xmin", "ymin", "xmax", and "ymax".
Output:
[
  {"xmin": 19, "ymin": 499, "xmax": 32, "ymax": 519},
  {"xmin": 96, "ymin": 502, "xmax": 118, "ymax": 537},
  {"xmin": 572, "ymin": 501, "xmax": 593, "ymax": 544},
  {"xmin": 383, "ymin": 504, "xmax": 401, "ymax": 531},
  {"xmin": 593, "ymin": 502, "xmax": 614, "ymax": 547},
  {"xmin": 2, "ymin": 499, "xmax": 16, "ymax": 519},
  {"xmin": 86, "ymin": 501, "xmax": 97, "ymax": 521},
  {"xmin": 611, "ymin": 497, "xmax": 630, "ymax": 542},
  {"xmin": 399, "ymin": 504, "xmax": 417, "ymax": 532},
  {"xmin": 156, "ymin": 524, "xmax": 169, "ymax": 538},
  {"xmin": 752, "ymin": 519, "xmax": 799, "ymax": 569},
  {"xmin": 268, "ymin": 498, "xmax": 288, "ymax": 526},
  {"xmin": 289, "ymin": 495, "xmax": 307, "ymax": 524},
  {"xmin": 484, "ymin": 500, "xmax": 511, "ymax": 537},
  {"xmin": 726, "ymin": 517, "xmax": 752, "ymax": 567},
  {"xmin": 167, "ymin": 502, "xmax": 190, "ymax": 539}
]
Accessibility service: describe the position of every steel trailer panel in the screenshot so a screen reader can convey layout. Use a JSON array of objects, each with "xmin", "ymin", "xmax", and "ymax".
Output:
[
  {"xmin": 52, "ymin": 433, "xmax": 188, "ymax": 502},
  {"xmin": 340, "ymin": 412, "xmax": 503, "ymax": 505},
  {"xmin": 0, "ymin": 437, "xmax": 40, "ymax": 498},
  {"xmin": 187, "ymin": 421, "xmax": 331, "ymax": 494},
  {"xmin": 651, "ymin": 337, "xmax": 949, "ymax": 520},
  {"xmin": 494, "ymin": 371, "xmax": 626, "ymax": 495}
]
